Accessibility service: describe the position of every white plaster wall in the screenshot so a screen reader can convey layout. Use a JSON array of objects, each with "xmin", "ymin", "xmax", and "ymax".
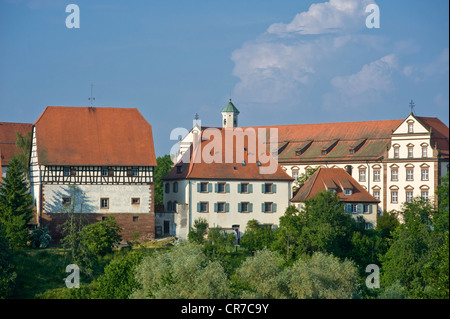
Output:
[{"xmin": 43, "ymin": 184, "xmax": 151, "ymax": 213}]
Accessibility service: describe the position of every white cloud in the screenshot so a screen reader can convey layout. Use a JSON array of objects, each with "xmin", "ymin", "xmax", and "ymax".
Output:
[
  {"xmin": 267, "ymin": 0, "xmax": 374, "ymax": 35},
  {"xmin": 323, "ymin": 54, "xmax": 397, "ymax": 108}
]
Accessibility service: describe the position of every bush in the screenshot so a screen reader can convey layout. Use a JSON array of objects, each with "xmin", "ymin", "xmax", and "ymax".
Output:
[
  {"xmin": 30, "ymin": 226, "xmax": 52, "ymax": 249},
  {"xmin": 131, "ymin": 243, "xmax": 230, "ymax": 299},
  {"xmin": 0, "ymin": 225, "xmax": 16, "ymax": 298},
  {"xmin": 79, "ymin": 216, "xmax": 122, "ymax": 257}
]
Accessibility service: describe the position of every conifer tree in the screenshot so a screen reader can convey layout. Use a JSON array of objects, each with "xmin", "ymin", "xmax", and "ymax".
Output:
[{"xmin": 0, "ymin": 157, "xmax": 33, "ymax": 248}]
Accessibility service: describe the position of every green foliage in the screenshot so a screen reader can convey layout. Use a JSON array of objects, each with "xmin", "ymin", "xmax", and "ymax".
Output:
[
  {"xmin": 188, "ymin": 217, "xmax": 208, "ymax": 244},
  {"xmin": 36, "ymin": 282, "xmax": 98, "ymax": 299},
  {"xmin": 30, "ymin": 225, "xmax": 52, "ymax": 249},
  {"xmin": 79, "ymin": 216, "xmax": 122, "ymax": 257},
  {"xmin": 240, "ymin": 219, "xmax": 274, "ymax": 252},
  {"xmin": 287, "ymin": 252, "xmax": 359, "ymax": 299},
  {"xmin": 234, "ymin": 249, "xmax": 289, "ymax": 299},
  {"xmin": 376, "ymin": 211, "xmax": 400, "ymax": 238},
  {"xmin": 349, "ymin": 229, "xmax": 387, "ymax": 272},
  {"xmin": 132, "ymin": 243, "xmax": 231, "ymax": 299},
  {"xmin": 434, "ymin": 172, "xmax": 449, "ymax": 232},
  {"xmin": 154, "ymin": 155, "xmax": 173, "ymax": 206},
  {"xmin": 12, "ymin": 131, "xmax": 32, "ymax": 178},
  {"xmin": 0, "ymin": 223, "xmax": 16, "ymax": 299},
  {"xmin": 0, "ymin": 157, "xmax": 33, "ymax": 248},
  {"xmin": 95, "ymin": 251, "xmax": 144, "ymax": 299}
]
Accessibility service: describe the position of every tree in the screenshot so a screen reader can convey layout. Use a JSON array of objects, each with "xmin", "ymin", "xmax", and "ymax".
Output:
[
  {"xmin": 12, "ymin": 131, "xmax": 32, "ymax": 179},
  {"xmin": 79, "ymin": 216, "xmax": 122, "ymax": 257},
  {"xmin": 434, "ymin": 172, "xmax": 449, "ymax": 232},
  {"xmin": 234, "ymin": 248, "xmax": 289, "ymax": 299},
  {"xmin": 240, "ymin": 219, "xmax": 274, "ymax": 252},
  {"xmin": 376, "ymin": 211, "xmax": 400, "ymax": 238},
  {"xmin": 188, "ymin": 217, "xmax": 208, "ymax": 244},
  {"xmin": 95, "ymin": 250, "xmax": 144, "ymax": 299},
  {"xmin": 154, "ymin": 155, "xmax": 173, "ymax": 206},
  {"xmin": 131, "ymin": 243, "xmax": 230, "ymax": 299},
  {"xmin": 0, "ymin": 222, "xmax": 17, "ymax": 299},
  {"xmin": 380, "ymin": 197, "xmax": 445, "ymax": 298},
  {"xmin": 287, "ymin": 252, "xmax": 359, "ymax": 299},
  {"xmin": 0, "ymin": 157, "xmax": 33, "ymax": 248}
]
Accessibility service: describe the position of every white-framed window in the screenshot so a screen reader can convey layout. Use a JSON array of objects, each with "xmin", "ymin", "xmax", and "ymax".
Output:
[
  {"xmin": 132, "ymin": 168, "xmax": 139, "ymax": 177},
  {"xmin": 373, "ymin": 191, "xmax": 380, "ymax": 200},
  {"xmin": 344, "ymin": 188, "xmax": 352, "ymax": 196},
  {"xmin": 422, "ymin": 146, "xmax": 428, "ymax": 158},
  {"xmin": 394, "ymin": 147, "xmax": 399, "ymax": 159},
  {"xmin": 198, "ymin": 202, "xmax": 208, "ymax": 213},
  {"xmin": 406, "ymin": 191, "xmax": 413, "ymax": 203},
  {"xmin": 101, "ymin": 167, "xmax": 108, "ymax": 176},
  {"xmin": 391, "ymin": 191, "xmax": 398, "ymax": 203},
  {"xmin": 408, "ymin": 122, "xmax": 414, "ymax": 133},
  {"xmin": 406, "ymin": 168, "xmax": 414, "ymax": 181},
  {"xmin": 391, "ymin": 169, "xmax": 398, "ymax": 181},
  {"xmin": 408, "ymin": 147, "xmax": 414, "ymax": 158},
  {"xmin": 373, "ymin": 170, "xmax": 380, "ymax": 182},
  {"xmin": 421, "ymin": 168, "xmax": 429, "ymax": 181},
  {"xmin": 359, "ymin": 169, "xmax": 366, "ymax": 182},
  {"xmin": 421, "ymin": 191, "xmax": 429, "ymax": 201}
]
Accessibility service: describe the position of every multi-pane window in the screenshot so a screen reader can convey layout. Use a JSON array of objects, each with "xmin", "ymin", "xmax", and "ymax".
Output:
[
  {"xmin": 391, "ymin": 191, "xmax": 398, "ymax": 203},
  {"xmin": 217, "ymin": 183, "xmax": 226, "ymax": 193},
  {"xmin": 199, "ymin": 202, "xmax": 208, "ymax": 213},
  {"xmin": 406, "ymin": 168, "xmax": 414, "ymax": 181},
  {"xmin": 264, "ymin": 183, "xmax": 273, "ymax": 194},
  {"xmin": 421, "ymin": 191, "xmax": 429, "ymax": 201},
  {"xmin": 64, "ymin": 167, "xmax": 71, "ymax": 176},
  {"xmin": 292, "ymin": 170, "xmax": 299, "ymax": 181},
  {"xmin": 101, "ymin": 167, "xmax": 108, "ymax": 176},
  {"xmin": 240, "ymin": 183, "xmax": 249, "ymax": 193},
  {"xmin": 373, "ymin": 191, "xmax": 380, "ymax": 200},
  {"xmin": 240, "ymin": 202, "xmax": 249, "ymax": 213},
  {"xmin": 394, "ymin": 147, "xmax": 399, "ymax": 159},
  {"xmin": 408, "ymin": 147, "xmax": 414, "ymax": 158},
  {"xmin": 344, "ymin": 188, "xmax": 352, "ymax": 196},
  {"xmin": 421, "ymin": 168, "xmax": 429, "ymax": 181},
  {"xmin": 422, "ymin": 146, "xmax": 428, "ymax": 158},
  {"xmin": 406, "ymin": 191, "xmax": 413, "ymax": 203},
  {"xmin": 263, "ymin": 202, "xmax": 274, "ymax": 213},
  {"xmin": 217, "ymin": 202, "xmax": 225, "ymax": 213},
  {"xmin": 408, "ymin": 123, "xmax": 414, "ymax": 133},
  {"xmin": 359, "ymin": 169, "xmax": 366, "ymax": 182},
  {"xmin": 200, "ymin": 182, "xmax": 208, "ymax": 193},
  {"xmin": 391, "ymin": 169, "xmax": 398, "ymax": 181},
  {"xmin": 100, "ymin": 198, "xmax": 109, "ymax": 209},
  {"xmin": 373, "ymin": 170, "xmax": 380, "ymax": 182},
  {"xmin": 132, "ymin": 168, "xmax": 139, "ymax": 177}
]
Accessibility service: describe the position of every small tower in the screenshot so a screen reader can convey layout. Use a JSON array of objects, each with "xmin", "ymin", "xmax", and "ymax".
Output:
[{"xmin": 221, "ymin": 99, "xmax": 240, "ymax": 128}]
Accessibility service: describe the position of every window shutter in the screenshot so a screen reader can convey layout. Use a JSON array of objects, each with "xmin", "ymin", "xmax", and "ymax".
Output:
[
  {"xmin": 249, "ymin": 203, "xmax": 253, "ymax": 212},
  {"xmin": 214, "ymin": 203, "xmax": 218, "ymax": 212},
  {"xmin": 225, "ymin": 203, "xmax": 229, "ymax": 212},
  {"xmin": 262, "ymin": 203, "xmax": 265, "ymax": 212},
  {"xmin": 237, "ymin": 184, "xmax": 241, "ymax": 193},
  {"xmin": 226, "ymin": 183, "xmax": 230, "ymax": 193},
  {"xmin": 215, "ymin": 183, "xmax": 218, "ymax": 193},
  {"xmin": 208, "ymin": 183, "xmax": 212, "ymax": 193},
  {"xmin": 345, "ymin": 204, "xmax": 350, "ymax": 213},
  {"xmin": 369, "ymin": 205, "xmax": 373, "ymax": 214},
  {"xmin": 262, "ymin": 184, "xmax": 265, "ymax": 193},
  {"xmin": 273, "ymin": 203, "xmax": 277, "ymax": 212},
  {"xmin": 197, "ymin": 183, "xmax": 201, "ymax": 192},
  {"xmin": 249, "ymin": 184, "xmax": 253, "ymax": 193},
  {"xmin": 238, "ymin": 203, "xmax": 241, "ymax": 212},
  {"xmin": 357, "ymin": 204, "xmax": 363, "ymax": 214},
  {"xmin": 273, "ymin": 184, "xmax": 277, "ymax": 193},
  {"xmin": 197, "ymin": 202, "xmax": 200, "ymax": 212}
]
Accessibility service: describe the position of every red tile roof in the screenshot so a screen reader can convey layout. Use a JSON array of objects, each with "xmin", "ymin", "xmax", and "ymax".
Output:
[
  {"xmin": 0, "ymin": 122, "xmax": 33, "ymax": 166},
  {"xmin": 33, "ymin": 107, "xmax": 157, "ymax": 166},
  {"xmin": 163, "ymin": 127, "xmax": 293, "ymax": 181},
  {"xmin": 291, "ymin": 168, "xmax": 379, "ymax": 203},
  {"xmin": 416, "ymin": 116, "xmax": 449, "ymax": 158}
]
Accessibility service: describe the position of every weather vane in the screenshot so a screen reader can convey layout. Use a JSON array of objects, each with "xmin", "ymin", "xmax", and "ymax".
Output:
[
  {"xmin": 409, "ymin": 99, "xmax": 415, "ymax": 114},
  {"xmin": 88, "ymin": 84, "xmax": 95, "ymax": 108}
]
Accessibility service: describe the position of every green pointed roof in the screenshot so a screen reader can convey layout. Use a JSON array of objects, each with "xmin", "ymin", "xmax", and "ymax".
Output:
[{"xmin": 221, "ymin": 99, "xmax": 240, "ymax": 114}]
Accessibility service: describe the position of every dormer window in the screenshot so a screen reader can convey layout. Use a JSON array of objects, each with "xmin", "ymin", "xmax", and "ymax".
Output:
[
  {"xmin": 344, "ymin": 188, "xmax": 352, "ymax": 196},
  {"xmin": 408, "ymin": 122, "xmax": 414, "ymax": 133},
  {"xmin": 176, "ymin": 165, "xmax": 183, "ymax": 173}
]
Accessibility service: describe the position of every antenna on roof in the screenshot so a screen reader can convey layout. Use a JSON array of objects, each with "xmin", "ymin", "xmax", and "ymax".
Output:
[
  {"xmin": 88, "ymin": 84, "xmax": 95, "ymax": 109},
  {"xmin": 409, "ymin": 99, "xmax": 415, "ymax": 115}
]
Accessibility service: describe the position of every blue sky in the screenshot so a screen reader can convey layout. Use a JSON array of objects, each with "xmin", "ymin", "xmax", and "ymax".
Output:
[{"xmin": 1, "ymin": 0, "xmax": 448, "ymax": 157}]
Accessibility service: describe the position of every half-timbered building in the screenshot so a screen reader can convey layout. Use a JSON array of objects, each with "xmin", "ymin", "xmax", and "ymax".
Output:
[{"xmin": 30, "ymin": 106, "xmax": 157, "ymax": 241}]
